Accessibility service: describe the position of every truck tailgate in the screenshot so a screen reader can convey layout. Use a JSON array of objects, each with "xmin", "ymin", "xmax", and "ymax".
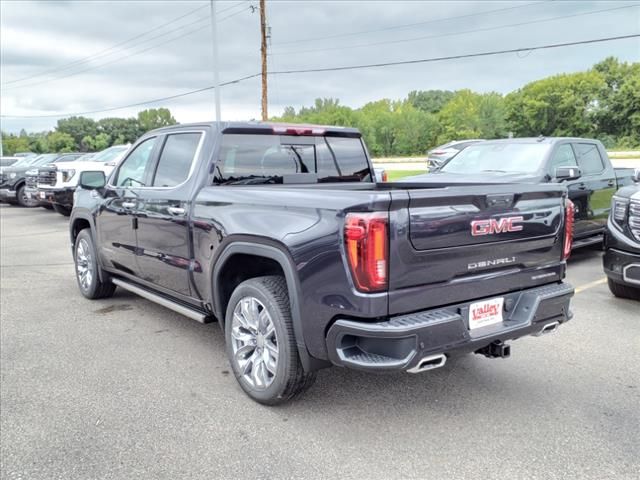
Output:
[{"xmin": 388, "ymin": 183, "xmax": 567, "ymax": 315}]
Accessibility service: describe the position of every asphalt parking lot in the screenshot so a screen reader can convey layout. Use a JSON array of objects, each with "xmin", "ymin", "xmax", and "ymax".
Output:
[{"xmin": 1, "ymin": 204, "xmax": 638, "ymax": 479}]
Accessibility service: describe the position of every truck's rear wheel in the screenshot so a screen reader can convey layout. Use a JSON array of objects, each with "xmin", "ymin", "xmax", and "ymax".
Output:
[
  {"xmin": 225, "ymin": 276, "xmax": 316, "ymax": 405},
  {"xmin": 74, "ymin": 229, "xmax": 116, "ymax": 299},
  {"xmin": 53, "ymin": 204, "xmax": 72, "ymax": 216},
  {"xmin": 607, "ymin": 278, "xmax": 640, "ymax": 300}
]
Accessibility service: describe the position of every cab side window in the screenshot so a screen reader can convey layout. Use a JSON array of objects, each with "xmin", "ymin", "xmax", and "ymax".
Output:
[
  {"xmin": 549, "ymin": 144, "xmax": 577, "ymax": 175},
  {"xmin": 114, "ymin": 137, "xmax": 157, "ymax": 187},
  {"xmin": 574, "ymin": 143, "xmax": 604, "ymax": 175},
  {"xmin": 152, "ymin": 133, "xmax": 202, "ymax": 187}
]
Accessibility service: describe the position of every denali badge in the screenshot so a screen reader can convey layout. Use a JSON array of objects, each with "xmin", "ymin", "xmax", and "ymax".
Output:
[
  {"xmin": 468, "ymin": 257, "xmax": 516, "ymax": 270},
  {"xmin": 471, "ymin": 216, "xmax": 524, "ymax": 236}
]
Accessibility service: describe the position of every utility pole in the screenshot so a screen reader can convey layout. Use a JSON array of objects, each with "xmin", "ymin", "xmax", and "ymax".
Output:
[
  {"xmin": 210, "ymin": 0, "xmax": 222, "ymax": 124},
  {"xmin": 260, "ymin": 0, "xmax": 268, "ymax": 121}
]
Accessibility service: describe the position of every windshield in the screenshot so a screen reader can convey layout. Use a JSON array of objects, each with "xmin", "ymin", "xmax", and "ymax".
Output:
[
  {"xmin": 89, "ymin": 146, "xmax": 128, "ymax": 162},
  {"xmin": 440, "ymin": 143, "xmax": 551, "ymax": 174},
  {"xmin": 11, "ymin": 155, "xmax": 42, "ymax": 168},
  {"xmin": 31, "ymin": 154, "xmax": 60, "ymax": 166}
]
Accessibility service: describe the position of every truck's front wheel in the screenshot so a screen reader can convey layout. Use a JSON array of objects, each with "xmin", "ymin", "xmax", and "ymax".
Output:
[
  {"xmin": 225, "ymin": 276, "xmax": 316, "ymax": 405},
  {"xmin": 74, "ymin": 229, "xmax": 116, "ymax": 299},
  {"xmin": 16, "ymin": 185, "xmax": 38, "ymax": 207}
]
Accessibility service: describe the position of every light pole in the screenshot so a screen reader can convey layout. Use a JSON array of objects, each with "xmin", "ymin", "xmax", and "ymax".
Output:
[{"xmin": 210, "ymin": 0, "xmax": 222, "ymax": 124}]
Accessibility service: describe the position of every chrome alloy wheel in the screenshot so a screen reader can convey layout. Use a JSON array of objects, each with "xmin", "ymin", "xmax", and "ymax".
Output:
[
  {"xmin": 75, "ymin": 238, "xmax": 93, "ymax": 291},
  {"xmin": 231, "ymin": 296, "xmax": 279, "ymax": 389}
]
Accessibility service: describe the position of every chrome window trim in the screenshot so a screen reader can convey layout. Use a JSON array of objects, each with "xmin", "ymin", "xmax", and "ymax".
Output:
[{"xmin": 108, "ymin": 130, "xmax": 206, "ymax": 190}]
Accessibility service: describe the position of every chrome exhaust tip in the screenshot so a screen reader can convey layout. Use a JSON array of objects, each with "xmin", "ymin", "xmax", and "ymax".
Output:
[
  {"xmin": 407, "ymin": 354, "xmax": 447, "ymax": 374},
  {"xmin": 534, "ymin": 321, "xmax": 560, "ymax": 337}
]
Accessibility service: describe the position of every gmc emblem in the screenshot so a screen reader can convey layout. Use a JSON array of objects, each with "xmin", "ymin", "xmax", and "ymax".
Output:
[{"xmin": 471, "ymin": 216, "xmax": 524, "ymax": 236}]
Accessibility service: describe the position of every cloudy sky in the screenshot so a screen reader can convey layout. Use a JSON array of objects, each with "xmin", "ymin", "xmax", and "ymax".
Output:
[{"xmin": 1, "ymin": 0, "xmax": 639, "ymax": 133}]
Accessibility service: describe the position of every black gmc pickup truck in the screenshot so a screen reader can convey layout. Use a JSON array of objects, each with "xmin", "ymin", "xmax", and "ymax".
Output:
[
  {"xmin": 411, "ymin": 138, "xmax": 637, "ymax": 249},
  {"xmin": 70, "ymin": 122, "xmax": 575, "ymax": 404}
]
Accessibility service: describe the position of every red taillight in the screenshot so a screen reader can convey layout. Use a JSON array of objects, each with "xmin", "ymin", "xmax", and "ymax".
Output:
[
  {"xmin": 344, "ymin": 212, "xmax": 388, "ymax": 292},
  {"xmin": 381, "ymin": 171, "xmax": 388, "ymax": 182},
  {"xmin": 563, "ymin": 199, "xmax": 575, "ymax": 260}
]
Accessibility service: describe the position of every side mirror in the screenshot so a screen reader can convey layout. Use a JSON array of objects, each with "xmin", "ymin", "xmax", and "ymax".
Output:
[
  {"xmin": 555, "ymin": 166, "xmax": 581, "ymax": 182},
  {"xmin": 633, "ymin": 168, "xmax": 640, "ymax": 183},
  {"xmin": 79, "ymin": 171, "xmax": 106, "ymax": 190}
]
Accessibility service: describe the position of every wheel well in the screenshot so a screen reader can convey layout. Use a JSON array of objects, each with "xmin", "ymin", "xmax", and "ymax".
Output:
[
  {"xmin": 71, "ymin": 218, "xmax": 91, "ymax": 244},
  {"xmin": 217, "ymin": 254, "xmax": 285, "ymax": 322}
]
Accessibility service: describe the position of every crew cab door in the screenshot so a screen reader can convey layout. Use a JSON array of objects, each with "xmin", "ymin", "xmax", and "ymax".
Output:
[
  {"xmin": 572, "ymin": 142, "xmax": 616, "ymax": 236},
  {"xmin": 134, "ymin": 131, "xmax": 205, "ymax": 297},
  {"xmin": 95, "ymin": 136, "xmax": 159, "ymax": 277},
  {"xmin": 548, "ymin": 142, "xmax": 590, "ymax": 238}
]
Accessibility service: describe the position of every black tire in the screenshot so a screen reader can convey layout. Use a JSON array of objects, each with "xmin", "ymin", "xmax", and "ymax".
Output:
[
  {"xmin": 74, "ymin": 229, "xmax": 116, "ymax": 299},
  {"xmin": 41, "ymin": 203, "xmax": 54, "ymax": 210},
  {"xmin": 607, "ymin": 278, "xmax": 640, "ymax": 300},
  {"xmin": 53, "ymin": 203, "xmax": 72, "ymax": 216},
  {"xmin": 16, "ymin": 185, "xmax": 39, "ymax": 208},
  {"xmin": 225, "ymin": 275, "xmax": 316, "ymax": 405}
]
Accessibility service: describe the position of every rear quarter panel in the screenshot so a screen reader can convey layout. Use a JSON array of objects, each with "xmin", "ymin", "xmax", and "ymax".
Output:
[{"xmin": 191, "ymin": 185, "xmax": 392, "ymax": 359}]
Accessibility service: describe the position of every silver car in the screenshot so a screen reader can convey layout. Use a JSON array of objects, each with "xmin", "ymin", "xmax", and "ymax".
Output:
[{"xmin": 427, "ymin": 139, "xmax": 485, "ymax": 170}]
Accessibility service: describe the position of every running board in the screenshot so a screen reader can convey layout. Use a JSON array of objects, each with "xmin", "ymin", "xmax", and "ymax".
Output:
[
  {"xmin": 572, "ymin": 234, "xmax": 603, "ymax": 249},
  {"xmin": 111, "ymin": 278, "xmax": 211, "ymax": 323}
]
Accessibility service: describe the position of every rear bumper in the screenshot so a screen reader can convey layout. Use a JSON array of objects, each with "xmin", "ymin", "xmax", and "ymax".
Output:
[{"xmin": 326, "ymin": 282, "xmax": 574, "ymax": 372}]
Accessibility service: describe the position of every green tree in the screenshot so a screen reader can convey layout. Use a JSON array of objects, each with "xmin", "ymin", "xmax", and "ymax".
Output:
[
  {"xmin": 137, "ymin": 108, "xmax": 177, "ymax": 133},
  {"xmin": 592, "ymin": 57, "xmax": 640, "ymax": 147},
  {"xmin": 437, "ymin": 90, "xmax": 506, "ymax": 143},
  {"xmin": 97, "ymin": 117, "xmax": 139, "ymax": 145},
  {"xmin": 505, "ymin": 71, "xmax": 605, "ymax": 138},
  {"xmin": 1, "ymin": 132, "xmax": 30, "ymax": 156},
  {"xmin": 56, "ymin": 116, "xmax": 97, "ymax": 146},
  {"xmin": 46, "ymin": 131, "xmax": 75, "ymax": 152},
  {"xmin": 407, "ymin": 90, "xmax": 455, "ymax": 114},
  {"xmin": 81, "ymin": 133, "xmax": 111, "ymax": 152}
]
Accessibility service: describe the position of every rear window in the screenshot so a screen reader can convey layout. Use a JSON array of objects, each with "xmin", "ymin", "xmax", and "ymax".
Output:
[{"xmin": 214, "ymin": 134, "xmax": 371, "ymax": 184}]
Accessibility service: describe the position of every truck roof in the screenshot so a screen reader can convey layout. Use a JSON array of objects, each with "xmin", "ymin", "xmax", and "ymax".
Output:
[
  {"xmin": 147, "ymin": 121, "xmax": 361, "ymax": 136},
  {"xmin": 481, "ymin": 137, "xmax": 602, "ymax": 145}
]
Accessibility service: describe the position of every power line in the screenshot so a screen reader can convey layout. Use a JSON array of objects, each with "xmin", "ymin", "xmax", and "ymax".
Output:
[
  {"xmin": 2, "ymin": 34, "xmax": 637, "ymax": 119},
  {"xmin": 271, "ymin": 4, "xmax": 640, "ymax": 56},
  {"xmin": 268, "ymin": 34, "xmax": 640, "ymax": 75},
  {"xmin": 271, "ymin": 1, "xmax": 548, "ymax": 46},
  {"xmin": 1, "ymin": 6, "xmax": 252, "ymax": 91},
  {"xmin": 1, "ymin": 73, "xmax": 262, "ymax": 118},
  {"xmin": 1, "ymin": 1, "xmax": 249, "ymax": 87}
]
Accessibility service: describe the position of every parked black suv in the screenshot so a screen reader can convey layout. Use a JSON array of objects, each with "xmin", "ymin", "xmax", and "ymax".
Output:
[
  {"xmin": 604, "ymin": 176, "xmax": 640, "ymax": 300},
  {"xmin": 70, "ymin": 122, "xmax": 575, "ymax": 404}
]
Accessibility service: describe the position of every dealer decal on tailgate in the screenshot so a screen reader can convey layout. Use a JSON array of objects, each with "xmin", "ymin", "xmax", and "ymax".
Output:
[{"xmin": 469, "ymin": 297, "xmax": 504, "ymax": 329}]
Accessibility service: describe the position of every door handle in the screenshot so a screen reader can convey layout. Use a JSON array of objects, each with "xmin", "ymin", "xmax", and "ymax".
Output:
[
  {"xmin": 578, "ymin": 183, "xmax": 587, "ymax": 191},
  {"xmin": 122, "ymin": 201, "xmax": 136, "ymax": 209},
  {"xmin": 607, "ymin": 180, "xmax": 615, "ymax": 187},
  {"xmin": 167, "ymin": 206, "xmax": 186, "ymax": 216}
]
